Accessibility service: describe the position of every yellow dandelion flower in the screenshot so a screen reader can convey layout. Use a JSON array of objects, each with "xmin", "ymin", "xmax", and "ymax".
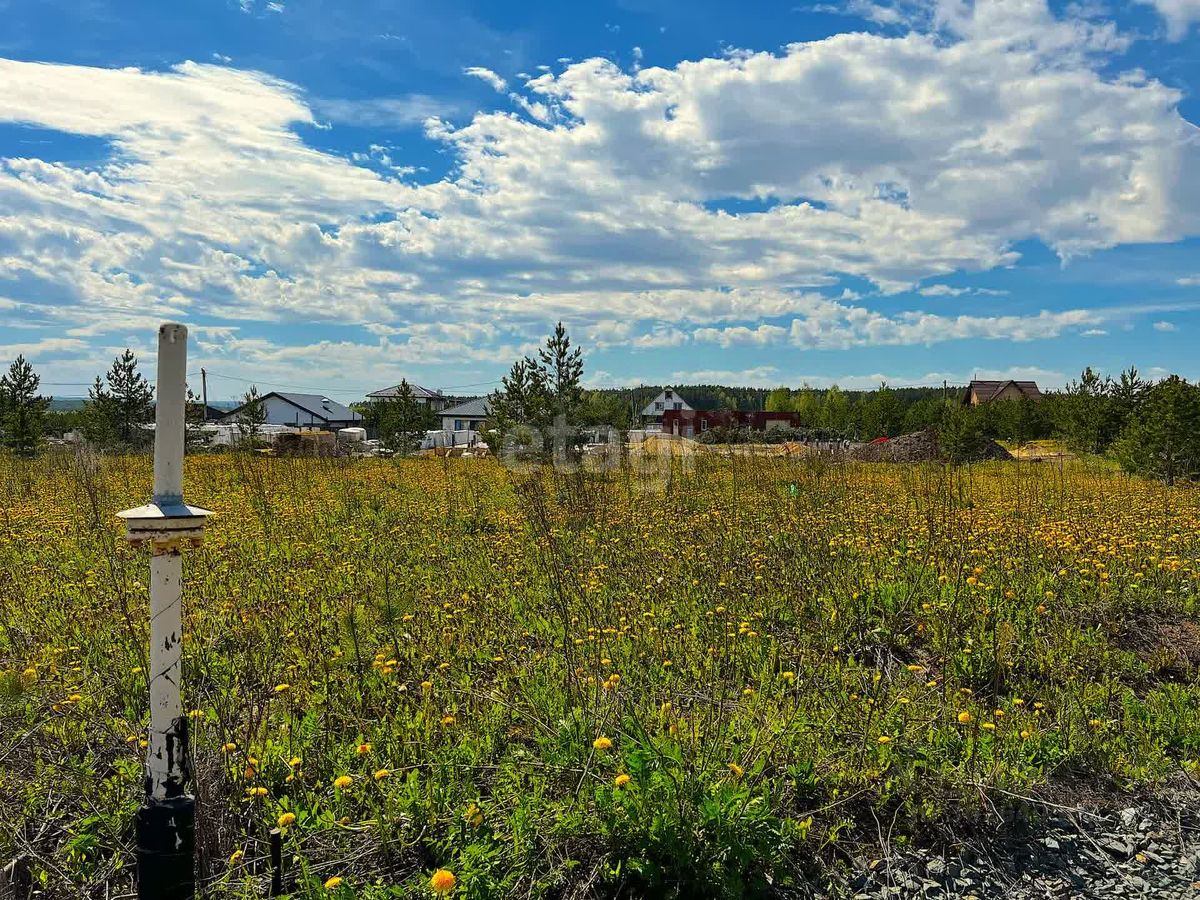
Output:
[
  {"xmin": 877, "ymin": 735, "xmax": 892, "ymax": 744},
  {"xmin": 356, "ymin": 743, "xmax": 371, "ymax": 755},
  {"xmin": 429, "ymin": 868, "xmax": 456, "ymax": 894},
  {"xmin": 957, "ymin": 711, "xmax": 972, "ymax": 724},
  {"xmin": 277, "ymin": 812, "xmax": 296, "ymax": 828},
  {"xmin": 374, "ymin": 769, "xmax": 390, "ymax": 781},
  {"xmin": 333, "ymin": 775, "xmax": 353, "ymax": 789},
  {"xmin": 274, "ymin": 683, "xmax": 290, "ymax": 693},
  {"xmin": 727, "ymin": 762, "xmax": 745, "ymax": 778},
  {"xmin": 592, "ymin": 736, "xmax": 613, "ymax": 751},
  {"xmin": 324, "ymin": 875, "xmax": 343, "ymax": 890},
  {"xmin": 614, "ymin": 773, "xmax": 631, "ymax": 787}
]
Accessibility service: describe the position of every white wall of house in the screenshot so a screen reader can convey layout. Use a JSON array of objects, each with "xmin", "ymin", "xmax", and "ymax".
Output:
[
  {"xmin": 440, "ymin": 414, "xmax": 488, "ymax": 432},
  {"xmin": 261, "ymin": 395, "xmax": 327, "ymax": 427},
  {"xmin": 640, "ymin": 387, "xmax": 693, "ymax": 421}
]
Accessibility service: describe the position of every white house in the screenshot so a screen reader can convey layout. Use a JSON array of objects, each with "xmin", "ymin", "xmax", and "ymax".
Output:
[
  {"xmin": 439, "ymin": 397, "xmax": 490, "ymax": 433},
  {"xmin": 366, "ymin": 382, "xmax": 448, "ymax": 411},
  {"xmin": 220, "ymin": 392, "xmax": 362, "ymax": 430},
  {"xmin": 640, "ymin": 387, "xmax": 693, "ymax": 426}
]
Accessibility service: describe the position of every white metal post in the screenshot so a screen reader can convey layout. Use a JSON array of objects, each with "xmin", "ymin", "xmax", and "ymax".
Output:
[{"xmin": 118, "ymin": 323, "xmax": 211, "ymax": 900}]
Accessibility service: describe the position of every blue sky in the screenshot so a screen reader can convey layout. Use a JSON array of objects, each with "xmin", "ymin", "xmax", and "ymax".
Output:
[{"xmin": 1, "ymin": 0, "xmax": 1199, "ymax": 401}]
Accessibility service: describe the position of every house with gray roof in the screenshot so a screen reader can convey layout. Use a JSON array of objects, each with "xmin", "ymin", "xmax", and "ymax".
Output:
[
  {"xmin": 366, "ymin": 382, "xmax": 448, "ymax": 411},
  {"xmin": 220, "ymin": 392, "xmax": 362, "ymax": 430},
  {"xmin": 439, "ymin": 397, "xmax": 490, "ymax": 433}
]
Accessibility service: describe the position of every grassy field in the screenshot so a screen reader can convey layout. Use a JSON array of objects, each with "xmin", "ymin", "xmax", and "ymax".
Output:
[{"xmin": 1, "ymin": 450, "xmax": 1199, "ymax": 898}]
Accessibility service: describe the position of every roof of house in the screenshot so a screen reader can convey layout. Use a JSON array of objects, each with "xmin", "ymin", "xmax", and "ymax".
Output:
[
  {"xmin": 223, "ymin": 391, "xmax": 361, "ymax": 423},
  {"xmin": 966, "ymin": 380, "xmax": 1043, "ymax": 403},
  {"xmin": 641, "ymin": 387, "xmax": 693, "ymax": 416},
  {"xmin": 366, "ymin": 383, "xmax": 444, "ymax": 400},
  {"xmin": 440, "ymin": 397, "xmax": 490, "ymax": 419}
]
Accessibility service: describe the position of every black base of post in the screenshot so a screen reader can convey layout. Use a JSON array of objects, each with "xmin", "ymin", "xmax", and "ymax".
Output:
[{"xmin": 136, "ymin": 796, "xmax": 195, "ymax": 900}]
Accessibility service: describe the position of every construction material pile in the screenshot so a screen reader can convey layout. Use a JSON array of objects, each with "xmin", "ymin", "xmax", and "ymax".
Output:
[{"xmin": 851, "ymin": 428, "xmax": 1013, "ymax": 463}]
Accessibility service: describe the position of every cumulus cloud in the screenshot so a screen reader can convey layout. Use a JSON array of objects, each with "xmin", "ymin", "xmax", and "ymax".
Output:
[
  {"xmin": 1140, "ymin": 0, "xmax": 1200, "ymax": 40},
  {"xmin": 0, "ymin": 0, "xmax": 1198, "ymax": 388},
  {"xmin": 1153, "ymin": 320, "xmax": 1179, "ymax": 331}
]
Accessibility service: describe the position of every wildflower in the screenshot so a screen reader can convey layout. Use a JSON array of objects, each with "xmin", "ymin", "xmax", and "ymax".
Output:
[
  {"xmin": 1011, "ymin": 698, "xmax": 1025, "ymax": 706},
  {"xmin": 222, "ymin": 742, "xmax": 237, "ymax": 753},
  {"xmin": 441, "ymin": 715, "xmax": 456, "ymax": 726},
  {"xmin": 877, "ymin": 735, "xmax": 892, "ymax": 744},
  {"xmin": 465, "ymin": 803, "xmax": 483, "ymax": 827},
  {"xmin": 289, "ymin": 757, "xmax": 302, "ymax": 768},
  {"xmin": 229, "ymin": 849, "xmax": 244, "ymax": 864},
  {"xmin": 374, "ymin": 769, "xmax": 390, "ymax": 781},
  {"xmin": 614, "ymin": 773, "xmax": 631, "ymax": 787},
  {"xmin": 958, "ymin": 711, "xmax": 973, "ymax": 724},
  {"xmin": 356, "ymin": 743, "xmax": 371, "ymax": 755},
  {"xmin": 324, "ymin": 876, "xmax": 343, "ymax": 890},
  {"xmin": 742, "ymin": 687, "xmax": 755, "ymax": 697},
  {"xmin": 277, "ymin": 812, "xmax": 296, "ymax": 828},
  {"xmin": 1020, "ymin": 730, "xmax": 1031, "ymax": 739},
  {"xmin": 247, "ymin": 787, "xmax": 268, "ymax": 798},
  {"xmin": 1088, "ymin": 718, "xmax": 1103, "ymax": 729},
  {"xmin": 429, "ymin": 868, "xmax": 457, "ymax": 894},
  {"xmin": 726, "ymin": 762, "xmax": 744, "ymax": 778},
  {"xmin": 421, "ymin": 681, "xmax": 433, "ymax": 692},
  {"xmin": 274, "ymin": 683, "xmax": 290, "ymax": 693},
  {"xmin": 781, "ymin": 671, "xmax": 796, "ymax": 683},
  {"xmin": 981, "ymin": 722, "xmax": 996, "ymax": 731},
  {"xmin": 906, "ymin": 664, "xmax": 924, "ymax": 673},
  {"xmin": 333, "ymin": 776, "xmax": 353, "ymax": 790},
  {"xmin": 592, "ymin": 736, "xmax": 613, "ymax": 751}
]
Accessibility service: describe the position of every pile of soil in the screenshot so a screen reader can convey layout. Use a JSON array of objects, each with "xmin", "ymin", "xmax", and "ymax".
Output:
[{"xmin": 851, "ymin": 428, "xmax": 1013, "ymax": 463}]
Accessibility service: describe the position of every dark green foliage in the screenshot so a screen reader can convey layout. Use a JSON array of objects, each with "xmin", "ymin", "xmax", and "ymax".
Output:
[
  {"xmin": 84, "ymin": 349, "xmax": 154, "ymax": 448},
  {"xmin": 367, "ymin": 380, "xmax": 432, "ymax": 455},
  {"xmin": 937, "ymin": 405, "xmax": 989, "ymax": 463},
  {"xmin": 1113, "ymin": 375, "xmax": 1200, "ymax": 485},
  {"xmin": 0, "ymin": 356, "xmax": 50, "ymax": 458}
]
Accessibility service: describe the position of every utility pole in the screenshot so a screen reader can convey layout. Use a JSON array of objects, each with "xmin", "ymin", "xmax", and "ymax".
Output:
[
  {"xmin": 200, "ymin": 368, "xmax": 208, "ymax": 423},
  {"xmin": 118, "ymin": 324, "xmax": 210, "ymax": 900}
]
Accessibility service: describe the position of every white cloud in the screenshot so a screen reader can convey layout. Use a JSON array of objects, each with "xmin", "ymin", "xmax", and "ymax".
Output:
[
  {"xmin": 1177, "ymin": 275, "xmax": 1200, "ymax": 286},
  {"xmin": 1139, "ymin": 0, "xmax": 1200, "ymax": 40},
  {"xmin": 464, "ymin": 66, "xmax": 508, "ymax": 92},
  {"xmin": 0, "ymin": 0, "xmax": 1197, "ymax": 388},
  {"xmin": 1153, "ymin": 320, "xmax": 1179, "ymax": 331}
]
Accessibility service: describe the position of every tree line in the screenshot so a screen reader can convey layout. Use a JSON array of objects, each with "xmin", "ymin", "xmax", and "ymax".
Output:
[{"xmin": 4, "ymin": 342, "xmax": 1199, "ymax": 483}]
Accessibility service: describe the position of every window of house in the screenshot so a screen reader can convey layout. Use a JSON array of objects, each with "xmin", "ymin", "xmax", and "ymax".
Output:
[
  {"xmin": 701, "ymin": 419, "xmax": 708, "ymax": 431},
  {"xmin": 665, "ymin": 390, "xmax": 673, "ymax": 399},
  {"xmin": 655, "ymin": 402, "xmax": 663, "ymax": 411},
  {"xmin": 455, "ymin": 419, "xmax": 464, "ymax": 430},
  {"xmin": 673, "ymin": 402, "xmax": 681, "ymax": 410}
]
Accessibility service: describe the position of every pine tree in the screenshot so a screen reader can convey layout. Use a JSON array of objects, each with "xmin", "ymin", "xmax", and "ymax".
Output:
[
  {"xmin": 236, "ymin": 386, "xmax": 267, "ymax": 447},
  {"xmin": 1114, "ymin": 376, "xmax": 1200, "ymax": 485},
  {"xmin": 101, "ymin": 349, "xmax": 155, "ymax": 448},
  {"xmin": 185, "ymin": 387, "xmax": 209, "ymax": 453},
  {"xmin": 538, "ymin": 321, "xmax": 584, "ymax": 424},
  {"xmin": 0, "ymin": 356, "xmax": 50, "ymax": 458},
  {"xmin": 375, "ymin": 380, "xmax": 426, "ymax": 455},
  {"xmin": 83, "ymin": 375, "xmax": 116, "ymax": 446}
]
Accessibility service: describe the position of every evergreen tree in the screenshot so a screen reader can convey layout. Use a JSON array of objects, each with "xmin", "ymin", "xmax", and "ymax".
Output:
[
  {"xmin": 938, "ymin": 405, "xmax": 988, "ymax": 464},
  {"xmin": 99, "ymin": 349, "xmax": 155, "ymax": 448},
  {"xmin": 185, "ymin": 387, "xmax": 209, "ymax": 453},
  {"xmin": 1114, "ymin": 376, "xmax": 1200, "ymax": 485},
  {"xmin": 1057, "ymin": 367, "xmax": 1115, "ymax": 454},
  {"xmin": 0, "ymin": 356, "xmax": 50, "ymax": 458},
  {"xmin": 373, "ymin": 380, "xmax": 427, "ymax": 455},
  {"xmin": 538, "ymin": 321, "xmax": 584, "ymax": 424},
  {"xmin": 83, "ymin": 375, "xmax": 117, "ymax": 446},
  {"xmin": 236, "ymin": 385, "xmax": 267, "ymax": 447}
]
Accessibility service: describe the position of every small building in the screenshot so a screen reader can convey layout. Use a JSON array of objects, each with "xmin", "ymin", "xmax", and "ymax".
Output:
[
  {"xmin": 366, "ymin": 382, "xmax": 448, "ymax": 411},
  {"xmin": 661, "ymin": 409, "xmax": 805, "ymax": 438},
  {"xmin": 220, "ymin": 392, "xmax": 362, "ymax": 430},
  {"xmin": 439, "ymin": 397, "xmax": 490, "ymax": 433},
  {"xmin": 962, "ymin": 380, "xmax": 1042, "ymax": 406},
  {"xmin": 641, "ymin": 387, "xmax": 693, "ymax": 426}
]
